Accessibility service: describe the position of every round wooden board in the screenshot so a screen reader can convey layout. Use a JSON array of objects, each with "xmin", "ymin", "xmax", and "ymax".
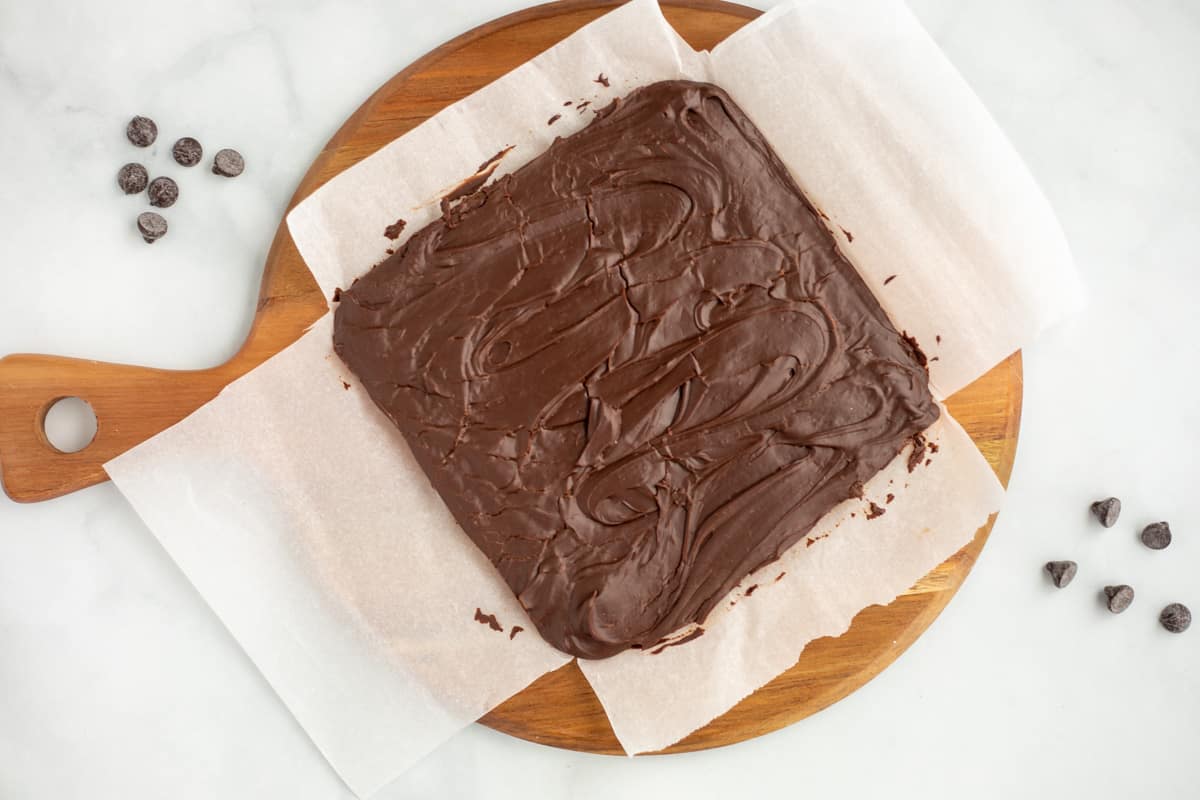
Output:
[
  {"xmin": 0, "ymin": 0, "xmax": 1022, "ymax": 758},
  {"xmin": 309, "ymin": 0, "xmax": 1023, "ymax": 755}
]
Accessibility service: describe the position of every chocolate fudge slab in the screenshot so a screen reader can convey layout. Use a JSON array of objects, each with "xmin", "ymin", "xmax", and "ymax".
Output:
[{"xmin": 333, "ymin": 81, "xmax": 939, "ymax": 659}]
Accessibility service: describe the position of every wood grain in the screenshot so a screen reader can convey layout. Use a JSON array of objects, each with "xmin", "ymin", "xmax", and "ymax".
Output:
[{"xmin": 0, "ymin": 0, "xmax": 1021, "ymax": 757}]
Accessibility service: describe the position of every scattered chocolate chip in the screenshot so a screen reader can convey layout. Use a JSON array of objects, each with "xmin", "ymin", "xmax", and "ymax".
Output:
[
  {"xmin": 866, "ymin": 501, "xmax": 886, "ymax": 519},
  {"xmin": 383, "ymin": 218, "xmax": 407, "ymax": 240},
  {"xmin": 116, "ymin": 162, "xmax": 149, "ymax": 194},
  {"xmin": 547, "ymin": 113, "xmax": 562, "ymax": 126},
  {"xmin": 1044, "ymin": 560, "xmax": 1077, "ymax": 588},
  {"xmin": 885, "ymin": 492, "xmax": 895, "ymax": 504},
  {"xmin": 147, "ymin": 176, "xmax": 178, "ymax": 208},
  {"xmin": 126, "ymin": 115, "xmax": 157, "ymax": 147},
  {"xmin": 1103, "ymin": 584, "xmax": 1134, "ymax": 614},
  {"xmin": 136, "ymin": 211, "xmax": 167, "ymax": 244},
  {"xmin": 509, "ymin": 625, "xmax": 524, "ymax": 639},
  {"xmin": 172, "ymin": 137, "xmax": 203, "ymax": 167},
  {"xmin": 935, "ymin": 334, "xmax": 942, "ymax": 345},
  {"xmin": 1140, "ymin": 521, "xmax": 1171, "ymax": 550},
  {"xmin": 1090, "ymin": 497, "xmax": 1121, "ymax": 528},
  {"xmin": 212, "ymin": 148, "xmax": 244, "ymax": 177},
  {"xmin": 1159, "ymin": 603, "xmax": 1191, "ymax": 633},
  {"xmin": 595, "ymin": 73, "xmax": 610, "ymax": 87}
]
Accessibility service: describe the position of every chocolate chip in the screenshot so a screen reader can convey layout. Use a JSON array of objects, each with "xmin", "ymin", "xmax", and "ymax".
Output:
[
  {"xmin": 212, "ymin": 148, "xmax": 244, "ymax": 177},
  {"xmin": 1140, "ymin": 521, "xmax": 1171, "ymax": 550},
  {"xmin": 1103, "ymin": 584, "xmax": 1134, "ymax": 614},
  {"xmin": 126, "ymin": 116, "xmax": 157, "ymax": 147},
  {"xmin": 1044, "ymin": 560, "xmax": 1077, "ymax": 588},
  {"xmin": 172, "ymin": 137, "xmax": 203, "ymax": 167},
  {"xmin": 147, "ymin": 176, "xmax": 178, "ymax": 208},
  {"xmin": 136, "ymin": 211, "xmax": 167, "ymax": 243},
  {"xmin": 1090, "ymin": 497, "xmax": 1121, "ymax": 527},
  {"xmin": 1159, "ymin": 603, "xmax": 1191, "ymax": 633},
  {"xmin": 117, "ymin": 163, "xmax": 149, "ymax": 194}
]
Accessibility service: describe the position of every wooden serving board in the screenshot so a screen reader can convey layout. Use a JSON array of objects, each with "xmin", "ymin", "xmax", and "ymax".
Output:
[{"xmin": 0, "ymin": 0, "xmax": 1021, "ymax": 755}]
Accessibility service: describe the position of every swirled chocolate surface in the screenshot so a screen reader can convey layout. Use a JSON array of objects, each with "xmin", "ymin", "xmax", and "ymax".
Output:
[{"xmin": 333, "ymin": 81, "xmax": 938, "ymax": 659}]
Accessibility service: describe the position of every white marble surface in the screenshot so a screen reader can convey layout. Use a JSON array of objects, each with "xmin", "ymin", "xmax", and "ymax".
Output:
[{"xmin": 1, "ymin": 0, "xmax": 1197, "ymax": 797}]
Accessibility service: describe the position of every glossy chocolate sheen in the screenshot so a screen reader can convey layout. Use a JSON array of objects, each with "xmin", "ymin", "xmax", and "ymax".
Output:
[{"xmin": 333, "ymin": 81, "xmax": 939, "ymax": 659}]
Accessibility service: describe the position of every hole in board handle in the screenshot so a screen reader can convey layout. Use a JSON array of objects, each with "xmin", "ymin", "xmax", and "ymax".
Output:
[{"xmin": 43, "ymin": 397, "xmax": 98, "ymax": 454}]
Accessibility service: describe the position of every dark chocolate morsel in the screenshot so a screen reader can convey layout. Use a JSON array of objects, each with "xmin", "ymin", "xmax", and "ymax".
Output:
[
  {"xmin": 212, "ymin": 148, "xmax": 245, "ymax": 177},
  {"xmin": 1140, "ymin": 521, "xmax": 1171, "ymax": 550},
  {"xmin": 1044, "ymin": 560, "xmax": 1077, "ymax": 588},
  {"xmin": 126, "ymin": 116, "xmax": 157, "ymax": 147},
  {"xmin": 1159, "ymin": 603, "xmax": 1191, "ymax": 633},
  {"xmin": 117, "ymin": 163, "xmax": 149, "ymax": 194},
  {"xmin": 172, "ymin": 137, "xmax": 203, "ymax": 167},
  {"xmin": 147, "ymin": 176, "xmax": 179, "ymax": 208},
  {"xmin": 136, "ymin": 211, "xmax": 167, "ymax": 243},
  {"xmin": 1103, "ymin": 584, "xmax": 1134, "ymax": 614},
  {"xmin": 1090, "ymin": 497, "xmax": 1121, "ymax": 528}
]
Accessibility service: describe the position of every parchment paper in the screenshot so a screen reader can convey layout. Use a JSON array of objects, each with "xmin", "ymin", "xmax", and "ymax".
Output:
[{"xmin": 107, "ymin": 0, "xmax": 1080, "ymax": 795}]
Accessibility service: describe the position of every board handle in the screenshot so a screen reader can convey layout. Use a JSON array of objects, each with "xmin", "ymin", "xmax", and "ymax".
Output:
[{"xmin": 0, "ymin": 353, "xmax": 230, "ymax": 503}]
